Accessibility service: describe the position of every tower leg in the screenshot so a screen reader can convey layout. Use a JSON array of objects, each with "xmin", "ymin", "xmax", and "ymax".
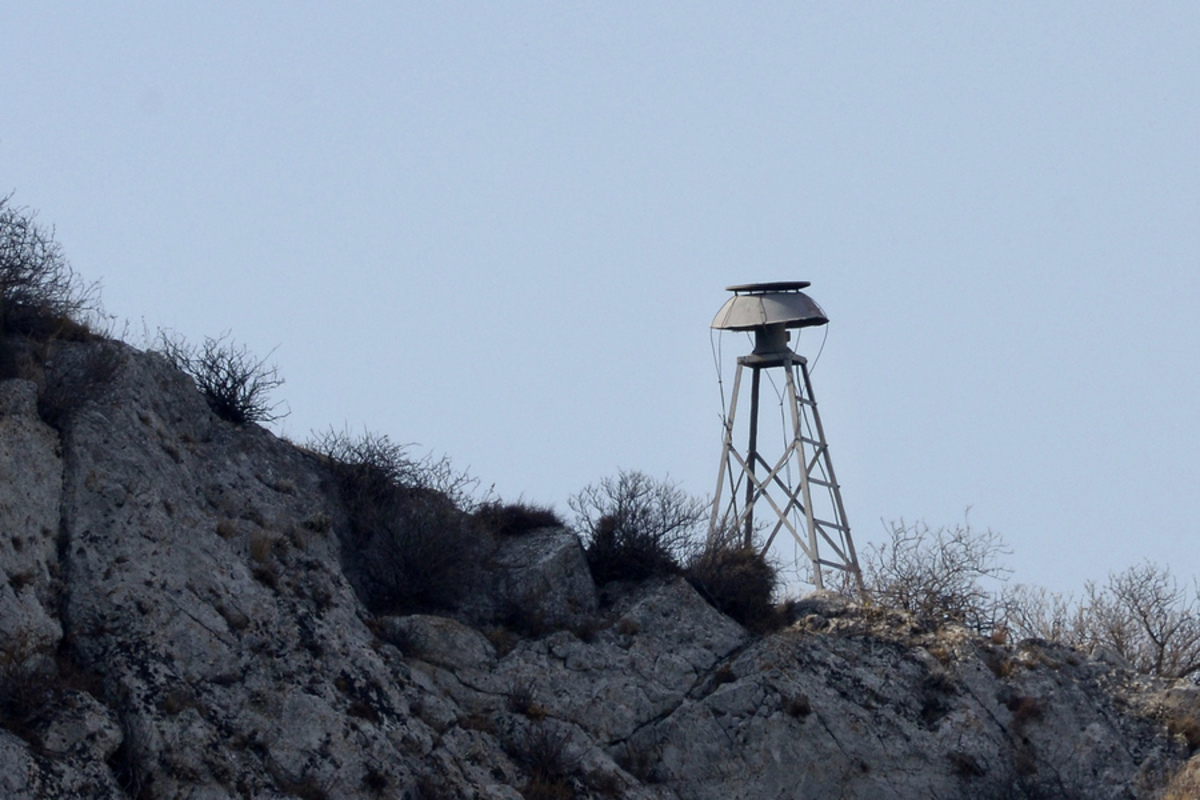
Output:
[
  {"xmin": 708, "ymin": 363, "xmax": 744, "ymax": 545},
  {"xmin": 784, "ymin": 361, "xmax": 823, "ymax": 589},
  {"xmin": 797, "ymin": 359, "xmax": 864, "ymax": 593},
  {"xmin": 744, "ymin": 367, "xmax": 761, "ymax": 548}
]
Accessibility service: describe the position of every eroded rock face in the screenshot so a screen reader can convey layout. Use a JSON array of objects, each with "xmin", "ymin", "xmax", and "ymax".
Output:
[
  {"xmin": 0, "ymin": 379, "xmax": 63, "ymax": 665},
  {"xmin": 0, "ymin": 340, "xmax": 1195, "ymax": 799},
  {"xmin": 462, "ymin": 526, "xmax": 599, "ymax": 630}
]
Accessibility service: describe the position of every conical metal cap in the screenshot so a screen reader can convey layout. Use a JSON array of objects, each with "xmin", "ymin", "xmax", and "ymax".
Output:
[{"xmin": 711, "ymin": 282, "xmax": 828, "ymax": 331}]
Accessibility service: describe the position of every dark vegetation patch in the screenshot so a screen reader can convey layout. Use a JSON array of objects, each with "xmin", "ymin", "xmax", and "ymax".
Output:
[
  {"xmin": 507, "ymin": 680, "xmax": 547, "ymax": 720},
  {"xmin": 1166, "ymin": 712, "xmax": 1200, "ymax": 752},
  {"xmin": 785, "ymin": 692, "xmax": 811, "ymax": 718},
  {"xmin": 311, "ymin": 428, "xmax": 488, "ymax": 615},
  {"xmin": 0, "ymin": 636, "xmax": 106, "ymax": 749},
  {"xmin": 473, "ymin": 501, "xmax": 561, "ymax": 537},
  {"xmin": 0, "ymin": 194, "xmax": 122, "ymax": 429},
  {"xmin": 0, "ymin": 194, "xmax": 99, "ymax": 343},
  {"xmin": 570, "ymin": 471, "xmax": 701, "ymax": 585},
  {"xmin": 684, "ymin": 538, "xmax": 781, "ymax": 633},
  {"xmin": 504, "ymin": 724, "xmax": 579, "ymax": 800},
  {"xmin": 570, "ymin": 469, "xmax": 786, "ymax": 631},
  {"xmin": 948, "ymin": 750, "xmax": 987, "ymax": 778}
]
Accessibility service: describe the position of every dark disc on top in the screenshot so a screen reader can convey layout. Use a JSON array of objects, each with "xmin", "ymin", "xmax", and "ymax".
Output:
[{"xmin": 725, "ymin": 281, "xmax": 811, "ymax": 293}]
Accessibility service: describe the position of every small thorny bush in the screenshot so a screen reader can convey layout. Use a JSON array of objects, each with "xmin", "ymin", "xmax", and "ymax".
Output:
[{"xmin": 157, "ymin": 331, "xmax": 287, "ymax": 425}]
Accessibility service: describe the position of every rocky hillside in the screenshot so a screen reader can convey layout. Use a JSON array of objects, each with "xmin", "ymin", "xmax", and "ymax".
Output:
[{"xmin": 2, "ymin": 337, "xmax": 1199, "ymax": 799}]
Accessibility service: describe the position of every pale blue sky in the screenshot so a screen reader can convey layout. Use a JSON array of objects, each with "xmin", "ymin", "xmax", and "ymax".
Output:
[{"xmin": 4, "ymin": 4, "xmax": 1198, "ymax": 594}]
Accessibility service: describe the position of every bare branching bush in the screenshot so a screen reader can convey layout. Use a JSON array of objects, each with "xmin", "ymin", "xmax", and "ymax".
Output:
[
  {"xmin": 860, "ymin": 519, "xmax": 1012, "ymax": 633},
  {"xmin": 311, "ymin": 428, "xmax": 487, "ymax": 614},
  {"xmin": 1098, "ymin": 564, "xmax": 1200, "ymax": 678},
  {"xmin": 1001, "ymin": 583, "xmax": 1081, "ymax": 645},
  {"xmin": 158, "ymin": 331, "xmax": 287, "ymax": 425},
  {"xmin": 569, "ymin": 470, "xmax": 705, "ymax": 584},
  {"xmin": 0, "ymin": 195, "xmax": 99, "ymax": 339},
  {"xmin": 1005, "ymin": 562, "xmax": 1200, "ymax": 680},
  {"xmin": 860, "ymin": 517, "xmax": 1200, "ymax": 681}
]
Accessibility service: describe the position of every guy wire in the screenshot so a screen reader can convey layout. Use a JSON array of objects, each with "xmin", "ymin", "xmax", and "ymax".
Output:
[
  {"xmin": 709, "ymin": 328, "xmax": 727, "ymax": 422},
  {"xmin": 808, "ymin": 323, "xmax": 830, "ymax": 374}
]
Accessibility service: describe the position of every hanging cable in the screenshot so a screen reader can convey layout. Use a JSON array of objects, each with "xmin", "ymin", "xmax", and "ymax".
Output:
[
  {"xmin": 709, "ymin": 328, "xmax": 726, "ymax": 423},
  {"xmin": 808, "ymin": 323, "xmax": 830, "ymax": 374}
]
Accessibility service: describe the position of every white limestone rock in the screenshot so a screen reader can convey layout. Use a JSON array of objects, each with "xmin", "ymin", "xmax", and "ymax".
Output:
[
  {"xmin": 0, "ymin": 378, "xmax": 63, "ymax": 665},
  {"xmin": 0, "ymin": 338, "xmax": 1193, "ymax": 800}
]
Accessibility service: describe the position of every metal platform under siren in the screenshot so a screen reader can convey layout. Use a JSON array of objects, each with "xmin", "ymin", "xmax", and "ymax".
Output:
[{"xmin": 709, "ymin": 282, "xmax": 863, "ymax": 592}]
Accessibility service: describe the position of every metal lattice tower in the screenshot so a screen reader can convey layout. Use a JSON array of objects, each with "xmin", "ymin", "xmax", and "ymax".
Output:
[{"xmin": 708, "ymin": 282, "xmax": 863, "ymax": 592}]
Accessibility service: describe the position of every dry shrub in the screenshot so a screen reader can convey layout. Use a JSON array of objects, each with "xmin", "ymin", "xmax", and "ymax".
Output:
[
  {"xmin": 158, "ymin": 331, "xmax": 286, "ymax": 425},
  {"xmin": 617, "ymin": 742, "xmax": 661, "ymax": 784},
  {"xmin": 860, "ymin": 518, "xmax": 1011, "ymax": 633},
  {"xmin": 507, "ymin": 680, "xmax": 547, "ymax": 720},
  {"xmin": 1006, "ymin": 695, "xmax": 1044, "ymax": 731},
  {"xmin": 0, "ymin": 637, "xmax": 105, "ymax": 746},
  {"xmin": 614, "ymin": 617, "xmax": 640, "ymax": 637},
  {"xmin": 36, "ymin": 340, "xmax": 123, "ymax": 429},
  {"xmin": 572, "ymin": 470, "xmax": 786, "ymax": 630},
  {"xmin": 414, "ymin": 773, "xmax": 459, "ymax": 800},
  {"xmin": 585, "ymin": 769, "xmax": 623, "ymax": 798},
  {"xmin": 786, "ymin": 692, "xmax": 812, "ymax": 718},
  {"xmin": 312, "ymin": 428, "xmax": 487, "ymax": 614},
  {"xmin": 484, "ymin": 626, "xmax": 520, "ymax": 657},
  {"xmin": 506, "ymin": 724, "xmax": 579, "ymax": 800},
  {"xmin": 268, "ymin": 764, "xmax": 334, "ymax": 800},
  {"xmin": 312, "ymin": 428, "xmax": 477, "ymax": 509},
  {"xmin": 1004, "ymin": 562, "xmax": 1200, "ymax": 680},
  {"xmin": 361, "ymin": 489, "xmax": 483, "ymax": 612},
  {"xmin": 570, "ymin": 470, "xmax": 704, "ymax": 585},
  {"xmin": 947, "ymin": 750, "xmax": 986, "ymax": 777},
  {"xmin": 584, "ymin": 511, "xmax": 680, "ymax": 584},
  {"xmin": 474, "ymin": 501, "xmax": 561, "ymax": 537},
  {"xmin": 684, "ymin": 531, "xmax": 781, "ymax": 632},
  {"xmin": 1166, "ymin": 713, "xmax": 1200, "ymax": 751},
  {"xmin": 459, "ymin": 711, "xmax": 498, "ymax": 735},
  {"xmin": 712, "ymin": 664, "xmax": 736, "ymax": 685},
  {"xmin": 249, "ymin": 531, "xmax": 275, "ymax": 564},
  {"xmin": 0, "ymin": 195, "xmax": 100, "ymax": 339}
]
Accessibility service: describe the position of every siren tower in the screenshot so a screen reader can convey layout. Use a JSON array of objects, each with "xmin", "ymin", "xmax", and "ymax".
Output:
[{"xmin": 709, "ymin": 282, "xmax": 862, "ymax": 591}]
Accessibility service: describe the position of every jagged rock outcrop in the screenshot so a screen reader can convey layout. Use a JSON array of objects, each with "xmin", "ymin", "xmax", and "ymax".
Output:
[{"xmin": 0, "ymin": 338, "xmax": 1197, "ymax": 799}]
